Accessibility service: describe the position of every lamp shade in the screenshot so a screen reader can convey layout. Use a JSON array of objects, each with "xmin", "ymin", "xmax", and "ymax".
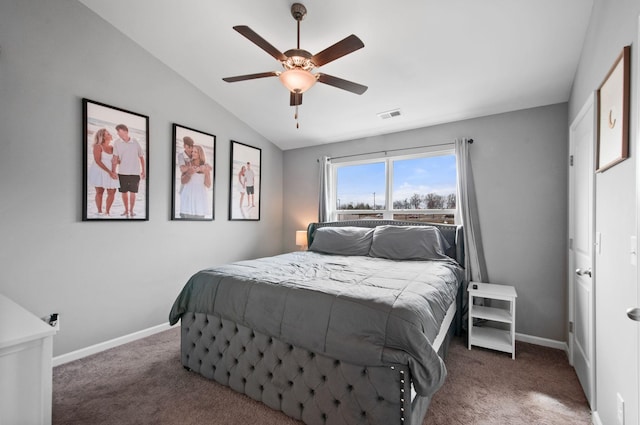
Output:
[
  {"xmin": 279, "ymin": 69, "xmax": 317, "ymax": 93},
  {"xmin": 295, "ymin": 230, "xmax": 308, "ymax": 247}
]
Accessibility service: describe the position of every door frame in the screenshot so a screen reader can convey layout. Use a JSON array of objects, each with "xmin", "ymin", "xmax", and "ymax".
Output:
[{"xmin": 568, "ymin": 92, "xmax": 596, "ymax": 409}]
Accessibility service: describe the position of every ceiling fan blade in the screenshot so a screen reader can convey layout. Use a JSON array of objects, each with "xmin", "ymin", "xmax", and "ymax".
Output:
[
  {"xmin": 290, "ymin": 91, "xmax": 303, "ymax": 106},
  {"xmin": 222, "ymin": 71, "xmax": 278, "ymax": 83},
  {"xmin": 317, "ymin": 73, "xmax": 368, "ymax": 95},
  {"xmin": 233, "ymin": 25, "xmax": 287, "ymax": 62},
  {"xmin": 312, "ymin": 34, "xmax": 364, "ymax": 67}
]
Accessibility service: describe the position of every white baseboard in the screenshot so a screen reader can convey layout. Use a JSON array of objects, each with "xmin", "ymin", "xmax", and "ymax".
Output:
[
  {"xmin": 515, "ymin": 332, "xmax": 568, "ymax": 352},
  {"xmin": 591, "ymin": 411, "xmax": 602, "ymax": 425},
  {"xmin": 53, "ymin": 322, "xmax": 173, "ymax": 367}
]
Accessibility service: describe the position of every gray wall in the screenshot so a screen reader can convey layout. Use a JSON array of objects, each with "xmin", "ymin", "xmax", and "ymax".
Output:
[
  {"xmin": 284, "ymin": 103, "xmax": 569, "ymax": 342},
  {"xmin": 568, "ymin": 1, "xmax": 639, "ymax": 423},
  {"xmin": 0, "ymin": 0, "xmax": 284, "ymax": 356}
]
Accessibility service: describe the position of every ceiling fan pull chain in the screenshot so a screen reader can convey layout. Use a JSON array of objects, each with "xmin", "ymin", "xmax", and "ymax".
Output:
[{"xmin": 295, "ymin": 105, "xmax": 300, "ymax": 128}]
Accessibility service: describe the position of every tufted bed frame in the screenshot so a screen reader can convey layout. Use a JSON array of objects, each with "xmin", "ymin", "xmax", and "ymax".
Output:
[{"xmin": 178, "ymin": 220, "xmax": 465, "ymax": 425}]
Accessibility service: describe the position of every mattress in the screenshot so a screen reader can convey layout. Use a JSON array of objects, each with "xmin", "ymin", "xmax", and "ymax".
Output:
[{"xmin": 169, "ymin": 250, "xmax": 463, "ymax": 397}]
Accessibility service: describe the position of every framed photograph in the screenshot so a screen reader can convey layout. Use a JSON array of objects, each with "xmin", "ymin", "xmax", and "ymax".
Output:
[
  {"xmin": 596, "ymin": 45, "xmax": 630, "ymax": 172},
  {"xmin": 171, "ymin": 124, "xmax": 216, "ymax": 220},
  {"xmin": 82, "ymin": 98, "xmax": 149, "ymax": 220},
  {"xmin": 229, "ymin": 140, "xmax": 261, "ymax": 221}
]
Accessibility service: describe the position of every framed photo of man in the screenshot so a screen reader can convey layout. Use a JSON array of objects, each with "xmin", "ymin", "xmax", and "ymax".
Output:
[
  {"xmin": 171, "ymin": 124, "xmax": 216, "ymax": 220},
  {"xmin": 228, "ymin": 140, "xmax": 261, "ymax": 221},
  {"xmin": 82, "ymin": 98, "xmax": 149, "ymax": 221}
]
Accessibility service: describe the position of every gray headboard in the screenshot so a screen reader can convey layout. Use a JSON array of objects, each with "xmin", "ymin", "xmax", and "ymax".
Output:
[{"xmin": 307, "ymin": 220, "xmax": 465, "ymax": 266}]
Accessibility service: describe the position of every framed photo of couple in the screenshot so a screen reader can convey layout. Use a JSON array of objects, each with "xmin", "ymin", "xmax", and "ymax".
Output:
[
  {"xmin": 171, "ymin": 124, "xmax": 216, "ymax": 220},
  {"xmin": 82, "ymin": 98, "xmax": 149, "ymax": 221},
  {"xmin": 228, "ymin": 140, "xmax": 261, "ymax": 221}
]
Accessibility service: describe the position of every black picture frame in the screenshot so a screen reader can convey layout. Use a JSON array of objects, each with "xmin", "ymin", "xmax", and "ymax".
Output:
[
  {"xmin": 82, "ymin": 98, "xmax": 149, "ymax": 221},
  {"xmin": 171, "ymin": 124, "xmax": 216, "ymax": 220},
  {"xmin": 228, "ymin": 140, "xmax": 261, "ymax": 221}
]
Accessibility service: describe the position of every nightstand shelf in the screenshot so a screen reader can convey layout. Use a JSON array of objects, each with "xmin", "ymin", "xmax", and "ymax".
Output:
[{"xmin": 468, "ymin": 282, "xmax": 517, "ymax": 359}]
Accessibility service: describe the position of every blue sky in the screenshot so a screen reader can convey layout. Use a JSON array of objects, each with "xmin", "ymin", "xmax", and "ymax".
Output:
[{"xmin": 336, "ymin": 155, "xmax": 457, "ymax": 207}]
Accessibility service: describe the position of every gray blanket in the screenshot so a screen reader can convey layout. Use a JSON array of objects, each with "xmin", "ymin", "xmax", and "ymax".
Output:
[{"xmin": 169, "ymin": 251, "xmax": 463, "ymax": 396}]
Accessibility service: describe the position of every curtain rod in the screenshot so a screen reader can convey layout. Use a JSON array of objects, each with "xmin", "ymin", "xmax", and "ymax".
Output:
[{"xmin": 320, "ymin": 139, "xmax": 473, "ymax": 162}]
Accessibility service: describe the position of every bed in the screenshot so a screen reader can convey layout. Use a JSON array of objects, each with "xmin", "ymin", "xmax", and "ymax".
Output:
[{"xmin": 169, "ymin": 220, "xmax": 465, "ymax": 425}]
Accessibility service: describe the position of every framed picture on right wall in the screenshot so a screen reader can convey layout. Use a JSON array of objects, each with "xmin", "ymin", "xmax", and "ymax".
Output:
[
  {"xmin": 596, "ymin": 45, "xmax": 630, "ymax": 172},
  {"xmin": 228, "ymin": 140, "xmax": 261, "ymax": 221}
]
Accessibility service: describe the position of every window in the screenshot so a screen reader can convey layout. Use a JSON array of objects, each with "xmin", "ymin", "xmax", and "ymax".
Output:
[{"xmin": 331, "ymin": 148, "xmax": 457, "ymax": 223}]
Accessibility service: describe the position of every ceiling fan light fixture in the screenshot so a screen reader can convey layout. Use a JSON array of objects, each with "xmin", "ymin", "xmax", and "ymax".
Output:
[{"xmin": 279, "ymin": 68, "xmax": 317, "ymax": 93}]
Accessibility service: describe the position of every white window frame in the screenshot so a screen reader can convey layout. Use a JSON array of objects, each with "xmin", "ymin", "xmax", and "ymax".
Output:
[{"xmin": 329, "ymin": 146, "xmax": 457, "ymax": 222}]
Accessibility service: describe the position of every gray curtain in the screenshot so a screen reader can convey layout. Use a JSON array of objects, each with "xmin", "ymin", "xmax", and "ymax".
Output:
[
  {"xmin": 318, "ymin": 156, "xmax": 331, "ymax": 222},
  {"xmin": 455, "ymin": 138, "xmax": 488, "ymax": 283}
]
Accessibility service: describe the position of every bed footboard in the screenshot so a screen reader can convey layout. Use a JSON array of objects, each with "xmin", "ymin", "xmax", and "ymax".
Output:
[{"xmin": 181, "ymin": 312, "xmax": 423, "ymax": 425}]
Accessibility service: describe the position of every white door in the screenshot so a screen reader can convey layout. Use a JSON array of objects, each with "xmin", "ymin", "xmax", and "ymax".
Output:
[{"xmin": 568, "ymin": 94, "xmax": 595, "ymax": 407}]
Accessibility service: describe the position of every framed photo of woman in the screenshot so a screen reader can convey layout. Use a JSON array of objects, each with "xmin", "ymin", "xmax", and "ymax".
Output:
[
  {"xmin": 228, "ymin": 140, "xmax": 261, "ymax": 221},
  {"xmin": 82, "ymin": 98, "xmax": 149, "ymax": 221},
  {"xmin": 171, "ymin": 124, "xmax": 216, "ymax": 220}
]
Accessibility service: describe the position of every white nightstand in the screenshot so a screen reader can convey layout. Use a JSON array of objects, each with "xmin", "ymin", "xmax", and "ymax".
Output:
[{"xmin": 467, "ymin": 282, "xmax": 517, "ymax": 359}]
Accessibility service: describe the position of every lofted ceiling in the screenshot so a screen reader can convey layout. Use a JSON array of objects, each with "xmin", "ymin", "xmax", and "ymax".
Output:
[{"xmin": 78, "ymin": 0, "xmax": 593, "ymax": 151}]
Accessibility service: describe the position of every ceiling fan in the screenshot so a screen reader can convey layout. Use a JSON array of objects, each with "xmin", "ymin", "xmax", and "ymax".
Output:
[{"xmin": 222, "ymin": 3, "xmax": 367, "ymax": 128}]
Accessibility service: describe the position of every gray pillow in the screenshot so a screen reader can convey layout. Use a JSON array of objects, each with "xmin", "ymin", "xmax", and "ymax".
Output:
[
  {"xmin": 308, "ymin": 226, "xmax": 374, "ymax": 256},
  {"xmin": 369, "ymin": 225, "xmax": 450, "ymax": 261}
]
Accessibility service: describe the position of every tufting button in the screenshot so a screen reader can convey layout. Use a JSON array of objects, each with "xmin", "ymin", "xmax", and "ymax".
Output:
[
  {"xmin": 310, "ymin": 389, "xmax": 315, "ymax": 395},
  {"xmin": 377, "ymin": 396, "xmax": 384, "ymax": 401},
  {"xmin": 347, "ymin": 385, "xmax": 353, "ymax": 392},
  {"xmin": 361, "ymin": 411, "xmax": 367, "ymax": 418},
  {"xmin": 361, "ymin": 368, "xmax": 367, "ymax": 376},
  {"xmin": 288, "ymin": 380, "xmax": 293, "ymax": 387},
  {"xmin": 250, "ymin": 365, "xmax": 255, "ymax": 371},
  {"xmin": 334, "ymin": 360, "xmax": 340, "ymax": 367},
  {"xmin": 333, "ymin": 399, "xmax": 340, "ymax": 406},
  {"xmin": 260, "ymin": 385, "xmax": 264, "ymax": 391},
  {"xmin": 321, "ymin": 375, "xmax": 327, "ymax": 382},
  {"xmin": 298, "ymin": 367, "xmax": 304, "ymax": 374}
]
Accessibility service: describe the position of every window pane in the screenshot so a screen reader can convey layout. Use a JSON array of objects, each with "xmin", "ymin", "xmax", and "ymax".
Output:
[
  {"xmin": 392, "ymin": 155, "xmax": 457, "ymax": 210},
  {"xmin": 336, "ymin": 162, "xmax": 386, "ymax": 210},
  {"xmin": 392, "ymin": 213, "xmax": 454, "ymax": 224},
  {"xmin": 337, "ymin": 213, "xmax": 384, "ymax": 221}
]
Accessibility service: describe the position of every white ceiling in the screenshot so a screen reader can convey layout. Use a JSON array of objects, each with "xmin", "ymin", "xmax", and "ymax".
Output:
[{"xmin": 78, "ymin": 0, "xmax": 593, "ymax": 151}]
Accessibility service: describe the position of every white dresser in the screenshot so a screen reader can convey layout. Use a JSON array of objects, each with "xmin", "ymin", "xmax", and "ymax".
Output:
[{"xmin": 0, "ymin": 294, "xmax": 57, "ymax": 425}]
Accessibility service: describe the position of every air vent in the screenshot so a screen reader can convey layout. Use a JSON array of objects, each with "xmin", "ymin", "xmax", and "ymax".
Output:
[{"xmin": 377, "ymin": 109, "xmax": 402, "ymax": 120}]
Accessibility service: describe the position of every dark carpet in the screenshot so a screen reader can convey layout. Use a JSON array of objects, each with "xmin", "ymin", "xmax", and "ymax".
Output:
[{"xmin": 53, "ymin": 327, "xmax": 591, "ymax": 424}]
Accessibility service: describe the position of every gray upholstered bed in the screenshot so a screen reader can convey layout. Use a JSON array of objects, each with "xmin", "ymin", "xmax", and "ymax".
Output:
[{"xmin": 169, "ymin": 220, "xmax": 465, "ymax": 425}]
